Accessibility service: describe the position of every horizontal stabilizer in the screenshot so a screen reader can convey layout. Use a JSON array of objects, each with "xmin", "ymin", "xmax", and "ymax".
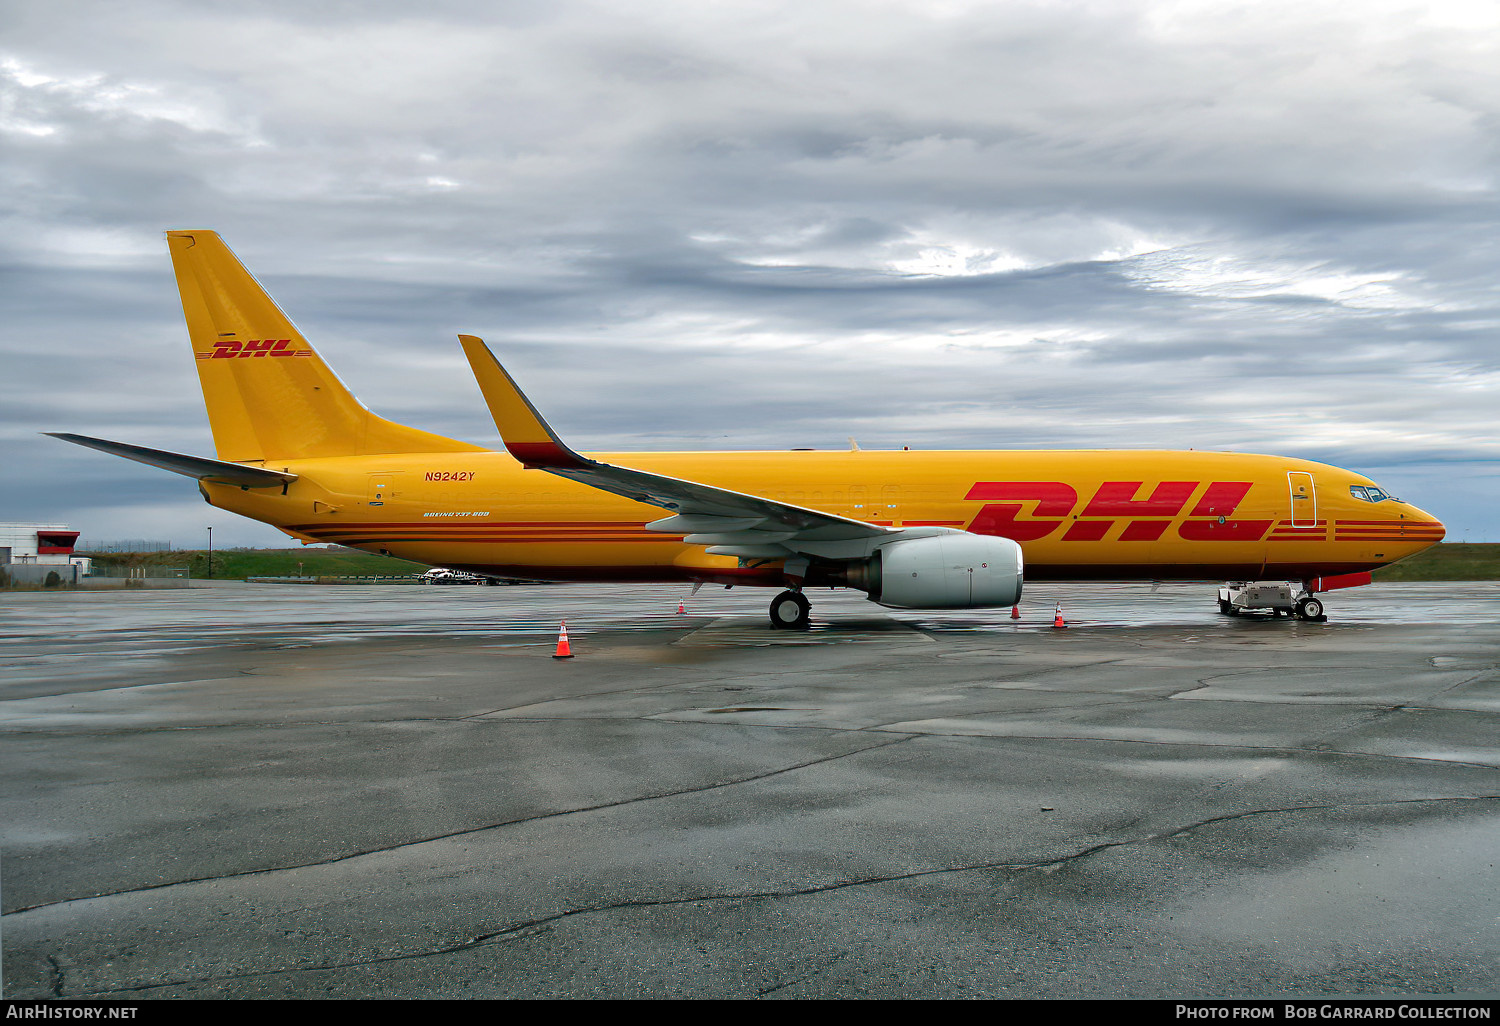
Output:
[{"xmin": 46, "ymin": 433, "xmax": 298, "ymax": 488}]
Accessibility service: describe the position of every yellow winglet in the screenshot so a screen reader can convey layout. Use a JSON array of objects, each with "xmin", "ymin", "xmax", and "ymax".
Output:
[{"xmin": 458, "ymin": 335, "xmax": 587, "ymax": 468}]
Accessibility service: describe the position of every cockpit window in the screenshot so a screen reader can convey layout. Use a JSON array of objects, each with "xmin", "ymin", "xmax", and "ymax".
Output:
[{"xmin": 1352, "ymin": 483, "xmax": 1402, "ymax": 504}]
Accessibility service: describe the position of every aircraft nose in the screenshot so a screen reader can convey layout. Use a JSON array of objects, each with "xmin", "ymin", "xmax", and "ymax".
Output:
[{"xmin": 1405, "ymin": 507, "xmax": 1445, "ymax": 544}]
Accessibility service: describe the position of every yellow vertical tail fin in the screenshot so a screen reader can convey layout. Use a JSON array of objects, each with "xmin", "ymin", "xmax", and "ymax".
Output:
[{"xmin": 167, "ymin": 229, "xmax": 481, "ymax": 461}]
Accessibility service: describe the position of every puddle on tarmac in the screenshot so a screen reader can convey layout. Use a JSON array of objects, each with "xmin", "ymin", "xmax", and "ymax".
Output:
[
  {"xmin": 3, "ymin": 583, "xmax": 1496, "ymax": 670},
  {"xmin": 675, "ymin": 616, "xmax": 931, "ymax": 647}
]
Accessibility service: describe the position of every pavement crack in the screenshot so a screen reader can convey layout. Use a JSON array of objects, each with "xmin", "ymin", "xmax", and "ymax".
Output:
[
  {"xmin": 457, "ymin": 676, "xmax": 706, "ymax": 720},
  {"xmin": 4, "ymin": 735, "xmax": 915, "ymax": 918},
  {"xmin": 72, "ymin": 861, "xmax": 1045, "ymax": 996},
  {"xmin": 755, "ymin": 954, "xmax": 846, "ymax": 998},
  {"xmin": 1168, "ymin": 672, "xmax": 1237, "ymax": 699},
  {"xmin": 859, "ymin": 727, "xmax": 1500, "ymax": 771},
  {"xmin": 858, "ymin": 694, "xmax": 1158, "ymax": 731},
  {"xmin": 59, "ymin": 792, "xmax": 1500, "ymax": 998},
  {"xmin": 1431, "ymin": 671, "xmax": 1496, "ymax": 698},
  {"xmin": 47, "ymin": 955, "xmax": 65, "ymax": 998},
  {"xmin": 1161, "ymin": 794, "xmax": 1500, "ymax": 839}
]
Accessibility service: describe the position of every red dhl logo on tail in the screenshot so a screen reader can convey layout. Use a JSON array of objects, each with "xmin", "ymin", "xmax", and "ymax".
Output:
[
  {"xmin": 196, "ymin": 339, "xmax": 314, "ymax": 360},
  {"xmin": 965, "ymin": 481, "xmax": 1273, "ymax": 543}
]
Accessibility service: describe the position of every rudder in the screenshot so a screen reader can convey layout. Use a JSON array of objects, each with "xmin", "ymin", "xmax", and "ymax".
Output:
[{"xmin": 167, "ymin": 230, "xmax": 480, "ymax": 462}]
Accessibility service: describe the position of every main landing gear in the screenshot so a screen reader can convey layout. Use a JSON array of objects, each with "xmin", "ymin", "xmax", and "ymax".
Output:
[
  {"xmin": 1217, "ymin": 582, "xmax": 1328, "ymax": 622},
  {"xmin": 769, "ymin": 589, "xmax": 811, "ymax": 630}
]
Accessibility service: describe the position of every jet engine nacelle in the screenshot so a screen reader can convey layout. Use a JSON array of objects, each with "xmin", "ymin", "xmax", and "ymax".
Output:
[{"xmin": 847, "ymin": 531, "xmax": 1023, "ymax": 609}]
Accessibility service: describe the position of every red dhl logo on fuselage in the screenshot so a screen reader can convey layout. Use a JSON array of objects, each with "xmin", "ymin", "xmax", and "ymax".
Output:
[
  {"xmin": 197, "ymin": 339, "xmax": 314, "ymax": 359},
  {"xmin": 966, "ymin": 481, "xmax": 1274, "ymax": 543}
]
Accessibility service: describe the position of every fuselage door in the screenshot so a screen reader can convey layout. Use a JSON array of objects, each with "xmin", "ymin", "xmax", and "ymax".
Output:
[
  {"xmin": 1288, "ymin": 472, "xmax": 1317, "ymax": 528},
  {"xmin": 367, "ymin": 473, "xmax": 403, "ymax": 508},
  {"xmin": 849, "ymin": 485, "xmax": 869, "ymax": 519},
  {"xmin": 881, "ymin": 484, "xmax": 902, "ymax": 526}
]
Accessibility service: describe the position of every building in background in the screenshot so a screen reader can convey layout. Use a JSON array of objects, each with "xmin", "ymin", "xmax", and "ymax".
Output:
[{"xmin": 0, "ymin": 524, "xmax": 89, "ymax": 581}]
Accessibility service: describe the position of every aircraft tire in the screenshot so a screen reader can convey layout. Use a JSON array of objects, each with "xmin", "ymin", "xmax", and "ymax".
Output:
[
  {"xmin": 1295, "ymin": 597, "xmax": 1324, "ymax": 621},
  {"xmin": 769, "ymin": 590, "xmax": 811, "ymax": 630}
]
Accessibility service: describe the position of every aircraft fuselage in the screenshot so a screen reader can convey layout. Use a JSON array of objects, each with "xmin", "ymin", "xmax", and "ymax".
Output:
[{"xmin": 206, "ymin": 447, "xmax": 1444, "ymax": 586}]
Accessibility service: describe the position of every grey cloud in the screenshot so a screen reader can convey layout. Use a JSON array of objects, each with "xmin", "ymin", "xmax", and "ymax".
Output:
[{"xmin": 2, "ymin": 0, "xmax": 1497, "ymax": 545}]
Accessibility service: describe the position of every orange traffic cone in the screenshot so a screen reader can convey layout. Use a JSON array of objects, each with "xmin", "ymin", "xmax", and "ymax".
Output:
[
  {"xmin": 677, "ymin": 599, "xmax": 686, "ymax": 614},
  {"xmin": 1052, "ymin": 603, "xmax": 1067, "ymax": 629},
  {"xmin": 553, "ymin": 621, "xmax": 574, "ymax": 659},
  {"xmin": 1010, "ymin": 605, "xmax": 1021, "ymax": 620}
]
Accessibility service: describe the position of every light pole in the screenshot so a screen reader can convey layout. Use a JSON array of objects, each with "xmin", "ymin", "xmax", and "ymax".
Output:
[{"xmin": 207, "ymin": 527, "xmax": 213, "ymax": 580}]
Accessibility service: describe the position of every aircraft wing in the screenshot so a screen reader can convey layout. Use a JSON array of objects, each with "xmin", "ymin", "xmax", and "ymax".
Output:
[
  {"xmin": 46, "ymin": 433, "xmax": 298, "ymax": 488},
  {"xmin": 458, "ymin": 336, "xmax": 894, "ymax": 559}
]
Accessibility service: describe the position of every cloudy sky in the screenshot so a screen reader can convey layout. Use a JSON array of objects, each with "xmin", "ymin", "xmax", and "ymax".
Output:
[{"xmin": 3, "ymin": 0, "xmax": 1497, "ymax": 547}]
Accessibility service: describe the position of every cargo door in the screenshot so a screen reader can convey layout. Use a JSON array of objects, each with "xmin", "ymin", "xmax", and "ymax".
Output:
[{"xmin": 1288, "ymin": 472, "xmax": 1317, "ymax": 528}]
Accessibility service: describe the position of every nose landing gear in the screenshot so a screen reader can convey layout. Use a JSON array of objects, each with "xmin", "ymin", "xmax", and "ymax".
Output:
[
  {"xmin": 1294, "ymin": 595, "xmax": 1325, "ymax": 621},
  {"xmin": 769, "ymin": 589, "xmax": 811, "ymax": 630}
]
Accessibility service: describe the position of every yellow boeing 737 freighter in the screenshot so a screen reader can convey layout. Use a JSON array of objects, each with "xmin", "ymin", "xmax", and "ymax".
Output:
[{"xmin": 51, "ymin": 230, "xmax": 1445, "ymax": 627}]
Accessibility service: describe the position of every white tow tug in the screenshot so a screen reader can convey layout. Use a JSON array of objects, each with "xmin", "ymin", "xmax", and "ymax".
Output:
[{"xmin": 1217, "ymin": 571, "xmax": 1372, "ymax": 622}]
